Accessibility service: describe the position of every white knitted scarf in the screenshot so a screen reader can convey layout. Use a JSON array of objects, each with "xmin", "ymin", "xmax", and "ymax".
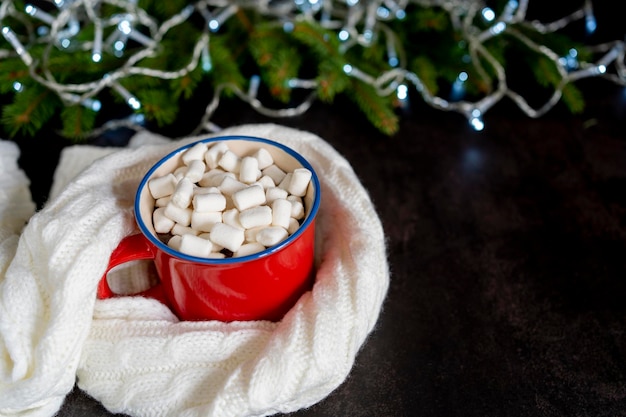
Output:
[{"xmin": 0, "ymin": 124, "xmax": 389, "ymax": 417}]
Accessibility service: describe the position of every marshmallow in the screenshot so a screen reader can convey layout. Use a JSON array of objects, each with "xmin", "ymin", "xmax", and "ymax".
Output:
[
  {"xmin": 179, "ymin": 234, "xmax": 214, "ymax": 258},
  {"xmin": 152, "ymin": 206, "xmax": 175, "ymax": 233},
  {"xmin": 253, "ymin": 175, "xmax": 276, "ymax": 190},
  {"xmin": 290, "ymin": 199, "xmax": 305, "ymax": 220},
  {"xmin": 167, "ymin": 235, "xmax": 182, "ymax": 251},
  {"xmin": 193, "ymin": 192, "xmax": 226, "ymax": 212},
  {"xmin": 155, "ymin": 195, "xmax": 171, "ymax": 208},
  {"xmin": 182, "ymin": 142, "xmax": 208, "ymax": 165},
  {"xmin": 148, "ymin": 173, "xmax": 177, "ymax": 199},
  {"xmin": 198, "ymin": 169, "xmax": 230, "ymax": 187},
  {"xmin": 234, "ymin": 242, "xmax": 266, "ymax": 257},
  {"xmin": 191, "ymin": 211, "xmax": 222, "ymax": 232},
  {"xmin": 271, "ymin": 198, "xmax": 292, "ymax": 229},
  {"xmin": 222, "ymin": 208, "xmax": 243, "ymax": 230},
  {"xmin": 253, "ymin": 147, "xmax": 274, "ymax": 170},
  {"xmin": 219, "ymin": 176, "xmax": 247, "ymax": 196},
  {"xmin": 288, "ymin": 168, "xmax": 312, "ymax": 197},
  {"xmin": 204, "ymin": 141, "xmax": 229, "ymax": 169},
  {"xmin": 244, "ymin": 226, "xmax": 265, "ymax": 243},
  {"xmin": 164, "ymin": 203, "xmax": 192, "ymax": 226},
  {"xmin": 210, "ymin": 222, "xmax": 245, "ymax": 252},
  {"xmin": 262, "ymin": 164, "xmax": 287, "ymax": 185},
  {"xmin": 171, "ymin": 177, "xmax": 194, "ymax": 208},
  {"xmin": 172, "ymin": 166, "xmax": 187, "ymax": 181},
  {"xmin": 218, "ymin": 149, "xmax": 240, "ymax": 173},
  {"xmin": 194, "ymin": 186, "xmax": 221, "ymax": 195},
  {"xmin": 256, "ymin": 226, "xmax": 289, "ymax": 247},
  {"xmin": 239, "ymin": 156, "xmax": 261, "ymax": 184},
  {"xmin": 277, "ymin": 172, "xmax": 292, "ymax": 191},
  {"xmin": 171, "ymin": 224, "xmax": 199, "ymax": 237},
  {"xmin": 239, "ymin": 205, "xmax": 272, "ymax": 229},
  {"xmin": 232, "ymin": 185, "xmax": 266, "ymax": 211},
  {"xmin": 287, "ymin": 218, "xmax": 300, "ymax": 235},
  {"xmin": 265, "ymin": 187, "xmax": 288, "ymax": 205},
  {"xmin": 184, "ymin": 159, "xmax": 206, "ymax": 183}
]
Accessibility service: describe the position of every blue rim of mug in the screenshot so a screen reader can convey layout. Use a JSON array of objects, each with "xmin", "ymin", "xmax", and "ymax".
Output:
[{"xmin": 134, "ymin": 135, "xmax": 321, "ymax": 264}]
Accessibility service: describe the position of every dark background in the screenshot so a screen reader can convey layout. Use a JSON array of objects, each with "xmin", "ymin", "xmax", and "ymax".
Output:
[{"xmin": 12, "ymin": 1, "xmax": 626, "ymax": 416}]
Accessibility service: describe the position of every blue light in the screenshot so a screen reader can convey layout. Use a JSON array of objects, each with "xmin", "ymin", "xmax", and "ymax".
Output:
[
  {"xmin": 208, "ymin": 19, "xmax": 219, "ymax": 32},
  {"xmin": 396, "ymin": 84, "xmax": 408, "ymax": 101},
  {"xmin": 128, "ymin": 97, "xmax": 141, "ymax": 110},
  {"xmin": 586, "ymin": 15, "xmax": 597, "ymax": 34},
  {"xmin": 470, "ymin": 116, "xmax": 484, "ymax": 131},
  {"xmin": 482, "ymin": 8, "xmax": 495, "ymax": 22}
]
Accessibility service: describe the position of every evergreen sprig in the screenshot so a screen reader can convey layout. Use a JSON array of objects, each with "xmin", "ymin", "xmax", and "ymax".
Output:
[{"xmin": 0, "ymin": 0, "xmax": 598, "ymax": 142}]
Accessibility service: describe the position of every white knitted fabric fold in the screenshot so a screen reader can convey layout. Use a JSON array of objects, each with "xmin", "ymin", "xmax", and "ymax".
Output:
[{"xmin": 0, "ymin": 124, "xmax": 389, "ymax": 417}]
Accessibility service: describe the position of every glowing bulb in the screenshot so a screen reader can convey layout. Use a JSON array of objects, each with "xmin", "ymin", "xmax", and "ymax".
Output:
[
  {"xmin": 248, "ymin": 75, "xmax": 260, "ymax": 98},
  {"xmin": 470, "ymin": 109, "xmax": 484, "ymax": 131},
  {"xmin": 25, "ymin": 4, "xmax": 55, "ymax": 25},
  {"xmin": 490, "ymin": 22, "xmax": 507, "ymax": 35},
  {"xmin": 2, "ymin": 26, "xmax": 33, "ymax": 65},
  {"xmin": 128, "ymin": 97, "xmax": 141, "ymax": 110},
  {"xmin": 338, "ymin": 29, "xmax": 349, "ymax": 41},
  {"xmin": 377, "ymin": 7, "xmax": 390, "ymax": 19},
  {"xmin": 482, "ymin": 8, "xmax": 495, "ymax": 22},
  {"xmin": 114, "ymin": 40, "xmax": 125, "ymax": 52},
  {"xmin": 82, "ymin": 98, "xmax": 101, "ymax": 112},
  {"xmin": 343, "ymin": 64, "xmax": 353, "ymax": 74},
  {"xmin": 118, "ymin": 20, "xmax": 131, "ymax": 35},
  {"xmin": 451, "ymin": 72, "xmax": 467, "ymax": 100},
  {"xmin": 362, "ymin": 29, "xmax": 373, "ymax": 43},
  {"xmin": 396, "ymin": 84, "xmax": 408, "ymax": 101},
  {"xmin": 208, "ymin": 20, "xmax": 219, "ymax": 31},
  {"xmin": 111, "ymin": 82, "xmax": 141, "ymax": 110},
  {"xmin": 585, "ymin": 15, "xmax": 597, "ymax": 34},
  {"xmin": 117, "ymin": 20, "xmax": 154, "ymax": 46},
  {"xmin": 207, "ymin": 5, "xmax": 238, "ymax": 33},
  {"xmin": 201, "ymin": 44, "xmax": 212, "ymax": 72},
  {"xmin": 13, "ymin": 81, "xmax": 23, "ymax": 92},
  {"xmin": 470, "ymin": 117, "xmax": 484, "ymax": 131}
]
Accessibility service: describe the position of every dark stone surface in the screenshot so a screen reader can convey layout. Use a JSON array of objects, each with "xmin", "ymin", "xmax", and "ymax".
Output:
[{"xmin": 15, "ymin": 76, "xmax": 626, "ymax": 416}]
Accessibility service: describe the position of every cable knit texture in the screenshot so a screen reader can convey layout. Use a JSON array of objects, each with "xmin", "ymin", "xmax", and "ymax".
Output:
[{"xmin": 0, "ymin": 124, "xmax": 389, "ymax": 417}]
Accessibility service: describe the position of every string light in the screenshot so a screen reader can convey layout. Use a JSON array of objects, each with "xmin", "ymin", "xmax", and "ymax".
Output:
[
  {"xmin": 24, "ymin": 4, "xmax": 55, "ymax": 25},
  {"xmin": 1, "ymin": 26, "xmax": 33, "ymax": 66},
  {"xmin": 0, "ymin": 0, "xmax": 623, "ymax": 138}
]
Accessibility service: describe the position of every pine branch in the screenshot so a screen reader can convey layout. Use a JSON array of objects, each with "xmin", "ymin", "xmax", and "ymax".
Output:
[
  {"xmin": 60, "ymin": 104, "xmax": 97, "ymax": 141},
  {"xmin": 1, "ymin": 85, "xmax": 60, "ymax": 137},
  {"xmin": 249, "ymin": 24, "xmax": 301, "ymax": 103},
  {"xmin": 348, "ymin": 79, "xmax": 399, "ymax": 136}
]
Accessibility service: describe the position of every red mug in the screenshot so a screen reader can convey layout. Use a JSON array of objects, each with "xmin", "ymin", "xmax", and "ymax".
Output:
[{"xmin": 98, "ymin": 136, "xmax": 321, "ymax": 322}]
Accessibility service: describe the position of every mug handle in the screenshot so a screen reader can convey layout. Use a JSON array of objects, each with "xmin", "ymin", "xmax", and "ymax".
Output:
[{"xmin": 97, "ymin": 233, "xmax": 166, "ymax": 303}]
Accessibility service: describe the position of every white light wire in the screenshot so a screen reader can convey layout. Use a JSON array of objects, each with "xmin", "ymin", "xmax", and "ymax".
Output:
[{"xmin": 0, "ymin": 0, "xmax": 624, "ymax": 137}]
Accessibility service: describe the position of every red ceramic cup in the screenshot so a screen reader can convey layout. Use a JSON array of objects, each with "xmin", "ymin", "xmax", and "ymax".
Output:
[{"xmin": 98, "ymin": 136, "xmax": 321, "ymax": 322}]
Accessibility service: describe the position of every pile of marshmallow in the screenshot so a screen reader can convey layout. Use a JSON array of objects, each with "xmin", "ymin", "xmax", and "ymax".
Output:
[{"xmin": 146, "ymin": 140, "xmax": 313, "ymax": 259}]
